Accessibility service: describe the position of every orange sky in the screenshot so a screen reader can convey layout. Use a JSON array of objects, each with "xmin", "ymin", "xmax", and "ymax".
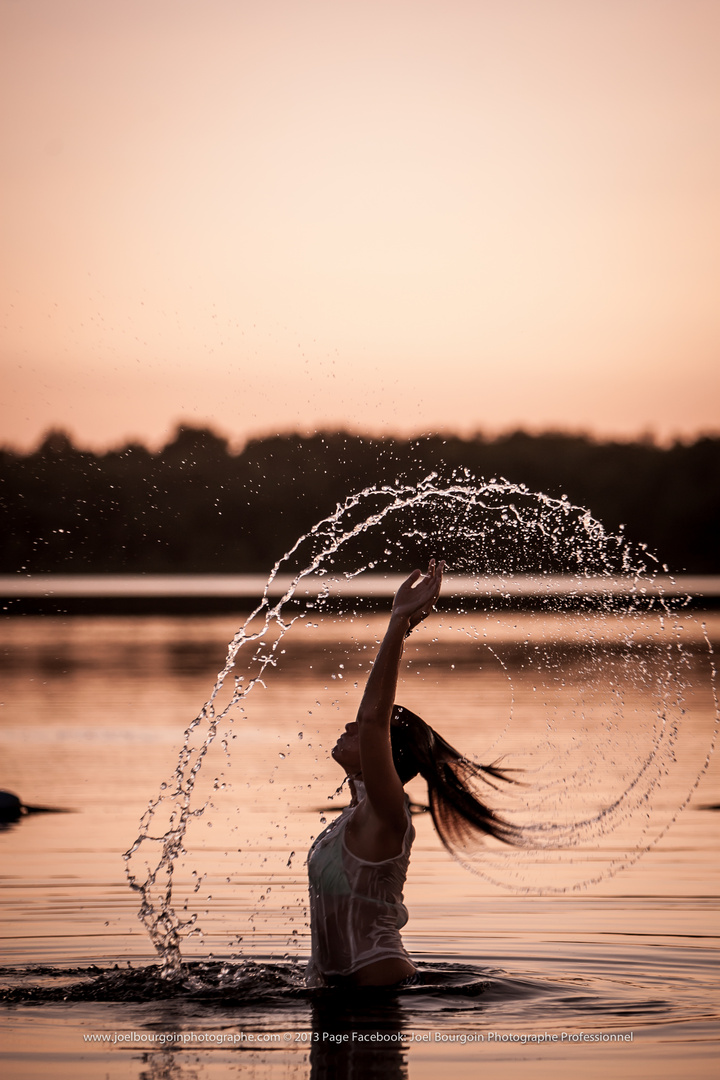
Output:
[{"xmin": 2, "ymin": 0, "xmax": 719, "ymax": 451}]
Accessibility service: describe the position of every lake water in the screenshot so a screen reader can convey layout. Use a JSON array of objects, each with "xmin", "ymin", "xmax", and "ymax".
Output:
[{"xmin": 1, "ymin": 609, "xmax": 718, "ymax": 1079}]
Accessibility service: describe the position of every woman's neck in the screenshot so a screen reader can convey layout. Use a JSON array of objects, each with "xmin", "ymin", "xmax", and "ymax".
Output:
[{"xmin": 348, "ymin": 773, "xmax": 365, "ymax": 806}]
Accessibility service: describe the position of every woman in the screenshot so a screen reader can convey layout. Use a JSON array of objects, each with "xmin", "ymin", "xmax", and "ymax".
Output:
[{"xmin": 307, "ymin": 559, "xmax": 521, "ymax": 988}]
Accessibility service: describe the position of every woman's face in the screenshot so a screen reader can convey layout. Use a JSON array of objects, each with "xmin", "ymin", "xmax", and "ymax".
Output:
[{"xmin": 331, "ymin": 721, "xmax": 361, "ymax": 775}]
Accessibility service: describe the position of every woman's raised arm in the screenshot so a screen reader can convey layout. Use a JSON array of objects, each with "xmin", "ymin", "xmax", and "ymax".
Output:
[{"xmin": 354, "ymin": 560, "xmax": 444, "ymax": 833}]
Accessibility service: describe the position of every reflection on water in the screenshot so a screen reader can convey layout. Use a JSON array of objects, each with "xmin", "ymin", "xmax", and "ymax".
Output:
[
  {"xmin": 1, "ymin": 949, "xmax": 718, "ymax": 1079},
  {"xmin": 1, "ymin": 613, "xmax": 719, "ymax": 1078}
]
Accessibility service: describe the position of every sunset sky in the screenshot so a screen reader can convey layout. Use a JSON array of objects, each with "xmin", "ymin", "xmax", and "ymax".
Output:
[{"xmin": 2, "ymin": 0, "xmax": 719, "ymax": 451}]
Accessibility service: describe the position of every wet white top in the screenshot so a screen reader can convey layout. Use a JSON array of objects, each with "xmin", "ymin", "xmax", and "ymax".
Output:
[{"xmin": 306, "ymin": 781, "xmax": 415, "ymax": 987}]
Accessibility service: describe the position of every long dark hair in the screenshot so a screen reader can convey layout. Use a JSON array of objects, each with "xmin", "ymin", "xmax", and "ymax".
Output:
[{"xmin": 391, "ymin": 705, "xmax": 524, "ymax": 850}]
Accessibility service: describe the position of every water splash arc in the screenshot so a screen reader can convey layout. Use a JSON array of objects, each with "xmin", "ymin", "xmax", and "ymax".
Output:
[{"xmin": 123, "ymin": 474, "xmax": 717, "ymax": 974}]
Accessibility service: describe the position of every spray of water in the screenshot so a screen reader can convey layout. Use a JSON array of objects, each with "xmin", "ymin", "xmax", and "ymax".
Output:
[{"xmin": 123, "ymin": 474, "xmax": 717, "ymax": 974}]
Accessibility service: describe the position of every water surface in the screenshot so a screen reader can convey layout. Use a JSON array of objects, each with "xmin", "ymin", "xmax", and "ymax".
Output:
[{"xmin": 1, "ymin": 613, "xmax": 718, "ymax": 1078}]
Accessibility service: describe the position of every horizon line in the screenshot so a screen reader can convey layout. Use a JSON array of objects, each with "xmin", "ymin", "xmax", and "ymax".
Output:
[{"xmin": 3, "ymin": 421, "xmax": 719, "ymax": 458}]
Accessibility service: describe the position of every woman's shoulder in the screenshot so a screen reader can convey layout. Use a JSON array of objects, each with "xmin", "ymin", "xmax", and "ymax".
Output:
[{"xmin": 344, "ymin": 795, "xmax": 414, "ymax": 863}]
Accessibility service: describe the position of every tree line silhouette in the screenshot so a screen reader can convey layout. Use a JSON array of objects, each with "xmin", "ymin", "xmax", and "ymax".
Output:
[{"xmin": 1, "ymin": 426, "xmax": 718, "ymax": 575}]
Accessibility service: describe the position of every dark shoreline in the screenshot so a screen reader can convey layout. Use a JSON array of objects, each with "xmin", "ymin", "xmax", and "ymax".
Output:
[{"xmin": 5, "ymin": 595, "xmax": 718, "ymax": 617}]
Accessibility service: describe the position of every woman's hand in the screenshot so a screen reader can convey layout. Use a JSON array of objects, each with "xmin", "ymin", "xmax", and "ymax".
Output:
[{"xmin": 391, "ymin": 558, "xmax": 445, "ymax": 629}]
